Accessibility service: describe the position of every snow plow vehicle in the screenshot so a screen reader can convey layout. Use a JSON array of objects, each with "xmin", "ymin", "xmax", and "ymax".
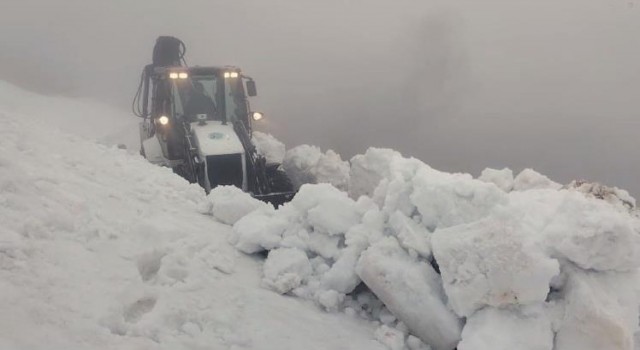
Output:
[{"xmin": 133, "ymin": 36, "xmax": 295, "ymax": 205}]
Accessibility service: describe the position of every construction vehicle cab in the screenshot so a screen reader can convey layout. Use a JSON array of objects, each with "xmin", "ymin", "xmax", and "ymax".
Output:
[{"xmin": 134, "ymin": 37, "xmax": 294, "ymax": 205}]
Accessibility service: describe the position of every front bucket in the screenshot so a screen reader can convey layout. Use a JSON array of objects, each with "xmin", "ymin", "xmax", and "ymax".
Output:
[{"xmin": 252, "ymin": 191, "xmax": 296, "ymax": 207}]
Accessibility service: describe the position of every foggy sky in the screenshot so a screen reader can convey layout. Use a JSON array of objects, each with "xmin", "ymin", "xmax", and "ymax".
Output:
[{"xmin": 2, "ymin": 0, "xmax": 639, "ymax": 196}]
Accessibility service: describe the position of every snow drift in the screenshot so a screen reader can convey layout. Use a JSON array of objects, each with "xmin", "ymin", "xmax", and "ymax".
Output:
[{"xmin": 228, "ymin": 147, "xmax": 640, "ymax": 350}]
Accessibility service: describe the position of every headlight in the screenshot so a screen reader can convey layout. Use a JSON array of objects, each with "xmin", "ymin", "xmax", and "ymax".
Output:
[
  {"xmin": 251, "ymin": 112, "xmax": 264, "ymax": 121},
  {"xmin": 169, "ymin": 72, "xmax": 188, "ymax": 79},
  {"xmin": 158, "ymin": 116, "xmax": 169, "ymax": 125},
  {"xmin": 224, "ymin": 71, "xmax": 239, "ymax": 79}
]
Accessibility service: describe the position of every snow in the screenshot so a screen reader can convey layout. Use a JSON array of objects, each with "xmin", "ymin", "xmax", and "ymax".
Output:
[
  {"xmin": 513, "ymin": 168, "xmax": 563, "ymax": 191},
  {"xmin": 357, "ymin": 238, "xmax": 463, "ymax": 350},
  {"xmin": 231, "ymin": 183, "xmax": 369, "ymax": 298},
  {"xmin": 543, "ymin": 191, "xmax": 640, "ymax": 272},
  {"xmin": 566, "ymin": 179, "xmax": 636, "ymax": 212},
  {"xmin": 554, "ymin": 267, "xmax": 640, "ymax": 350},
  {"xmin": 4, "ymin": 81, "xmax": 640, "ymax": 350},
  {"xmin": 478, "ymin": 167, "xmax": 514, "ymax": 192},
  {"xmin": 432, "ymin": 218, "xmax": 560, "ymax": 316},
  {"xmin": 204, "ymin": 185, "xmax": 271, "ymax": 225},
  {"xmin": 252, "ymin": 131, "xmax": 285, "ymax": 165},
  {"xmin": 0, "ymin": 80, "xmax": 138, "ymax": 150},
  {"xmin": 410, "ymin": 166, "xmax": 508, "ymax": 230},
  {"xmin": 230, "ymin": 208, "xmax": 288, "ymax": 254},
  {"xmin": 262, "ymin": 248, "xmax": 313, "ymax": 294},
  {"xmin": 0, "ymin": 83, "xmax": 387, "ymax": 350},
  {"xmin": 458, "ymin": 306, "xmax": 554, "ymax": 350},
  {"xmin": 374, "ymin": 325, "xmax": 408, "ymax": 350},
  {"xmin": 349, "ymin": 148, "xmax": 401, "ymax": 199},
  {"xmin": 282, "ymin": 144, "xmax": 350, "ymax": 191},
  {"xmin": 232, "ymin": 143, "xmax": 640, "ymax": 350}
]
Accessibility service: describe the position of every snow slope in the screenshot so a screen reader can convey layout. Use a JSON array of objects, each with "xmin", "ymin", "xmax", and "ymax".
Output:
[
  {"xmin": 4, "ymin": 81, "xmax": 640, "ymax": 350},
  {"xmin": 0, "ymin": 80, "xmax": 139, "ymax": 151},
  {"xmin": 0, "ymin": 83, "xmax": 385, "ymax": 350}
]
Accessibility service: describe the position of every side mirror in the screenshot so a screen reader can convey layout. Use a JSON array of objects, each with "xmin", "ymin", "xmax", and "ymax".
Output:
[{"xmin": 246, "ymin": 80, "xmax": 257, "ymax": 97}]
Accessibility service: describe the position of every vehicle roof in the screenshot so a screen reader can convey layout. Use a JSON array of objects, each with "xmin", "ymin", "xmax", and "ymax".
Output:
[{"xmin": 154, "ymin": 66, "xmax": 241, "ymax": 74}]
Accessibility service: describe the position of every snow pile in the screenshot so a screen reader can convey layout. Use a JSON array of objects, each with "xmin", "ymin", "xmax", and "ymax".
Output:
[
  {"xmin": 282, "ymin": 144, "xmax": 350, "ymax": 191},
  {"xmin": 231, "ymin": 147, "xmax": 640, "ymax": 350},
  {"xmin": 252, "ymin": 131, "xmax": 285, "ymax": 165},
  {"xmin": 203, "ymin": 185, "xmax": 272, "ymax": 225},
  {"xmin": 230, "ymin": 183, "xmax": 368, "ymax": 298}
]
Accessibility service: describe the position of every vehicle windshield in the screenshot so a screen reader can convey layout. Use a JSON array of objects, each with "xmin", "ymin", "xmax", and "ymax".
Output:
[
  {"xmin": 171, "ymin": 76, "xmax": 218, "ymax": 121},
  {"xmin": 171, "ymin": 73, "xmax": 248, "ymax": 125}
]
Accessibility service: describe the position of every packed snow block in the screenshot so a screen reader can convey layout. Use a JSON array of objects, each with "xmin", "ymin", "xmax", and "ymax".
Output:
[
  {"xmin": 374, "ymin": 325, "xmax": 407, "ymax": 350},
  {"xmin": 263, "ymin": 248, "xmax": 312, "ymax": 294},
  {"xmin": 348, "ymin": 148, "xmax": 402, "ymax": 199},
  {"xmin": 388, "ymin": 211, "xmax": 432, "ymax": 259},
  {"xmin": 542, "ymin": 191, "xmax": 640, "ymax": 272},
  {"xmin": 513, "ymin": 168, "xmax": 562, "ymax": 191},
  {"xmin": 206, "ymin": 185, "xmax": 271, "ymax": 225},
  {"xmin": 458, "ymin": 306, "xmax": 553, "ymax": 350},
  {"xmin": 316, "ymin": 289, "xmax": 346, "ymax": 311},
  {"xmin": 554, "ymin": 268, "xmax": 640, "ymax": 350},
  {"xmin": 320, "ymin": 246, "xmax": 362, "ymax": 294},
  {"xmin": 252, "ymin": 131, "xmax": 286, "ymax": 165},
  {"xmin": 371, "ymin": 156, "xmax": 427, "ymax": 217},
  {"xmin": 432, "ymin": 218, "xmax": 560, "ymax": 317},
  {"xmin": 356, "ymin": 238, "xmax": 463, "ymax": 350},
  {"xmin": 231, "ymin": 209, "xmax": 289, "ymax": 254},
  {"xmin": 282, "ymin": 145, "xmax": 350, "ymax": 191},
  {"xmin": 410, "ymin": 168, "xmax": 508, "ymax": 230},
  {"xmin": 478, "ymin": 167, "xmax": 514, "ymax": 192},
  {"xmin": 284, "ymin": 183, "xmax": 361, "ymax": 236}
]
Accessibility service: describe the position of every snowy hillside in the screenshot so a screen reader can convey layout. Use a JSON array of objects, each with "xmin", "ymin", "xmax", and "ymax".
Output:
[
  {"xmin": 0, "ymin": 83, "xmax": 385, "ymax": 350},
  {"xmin": 2, "ymin": 82, "xmax": 640, "ymax": 350}
]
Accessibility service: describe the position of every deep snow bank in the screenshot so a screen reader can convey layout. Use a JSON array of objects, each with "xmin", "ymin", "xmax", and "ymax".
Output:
[
  {"xmin": 0, "ymin": 85, "xmax": 388, "ymax": 350},
  {"xmin": 227, "ymin": 147, "xmax": 640, "ymax": 350}
]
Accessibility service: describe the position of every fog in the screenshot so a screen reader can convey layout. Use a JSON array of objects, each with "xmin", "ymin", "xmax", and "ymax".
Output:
[{"xmin": 2, "ymin": 0, "xmax": 639, "ymax": 195}]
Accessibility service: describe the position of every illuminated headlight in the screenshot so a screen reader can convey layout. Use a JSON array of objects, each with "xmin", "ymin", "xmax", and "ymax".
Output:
[
  {"xmin": 251, "ymin": 112, "xmax": 264, "ymax": 121},
  {"xmin": 158, "ymin": 116, "xmax": 169, "ymax": 125},
  {"xmin": 169, "ymin": 72, "xmax": 179, "ymax": 79},
  {"xmin": 178, "ymin": 72, "xmax": 188, "ymax": 79},
  {"xmin": 224, "ymin": 71, "xmax": 239, "ymax": 78}
]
